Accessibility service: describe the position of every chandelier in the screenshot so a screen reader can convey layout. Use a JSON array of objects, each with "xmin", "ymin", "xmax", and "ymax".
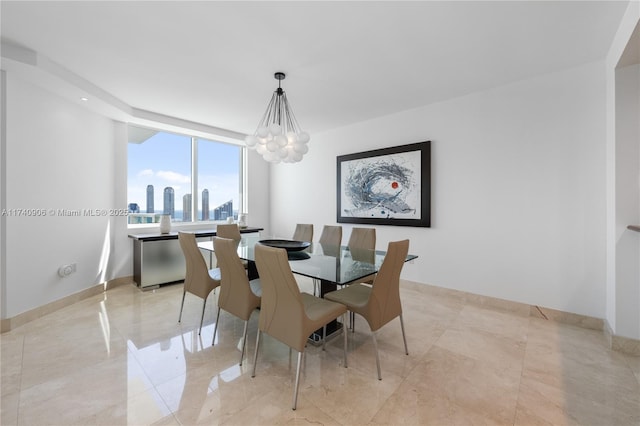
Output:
[{"xmin": 244, "ymin": 72, "xmax": 310, "ymax": 163}]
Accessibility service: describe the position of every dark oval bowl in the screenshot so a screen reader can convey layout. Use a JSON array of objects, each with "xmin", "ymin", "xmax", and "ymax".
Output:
[{"xmin": 258, "ymin": 239, "xmax": 311, "ymax": 252}]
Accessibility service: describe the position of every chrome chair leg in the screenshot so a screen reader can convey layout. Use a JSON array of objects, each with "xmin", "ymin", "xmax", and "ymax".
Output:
[
  {"xmin": 251, "ymin": 330, "xmax": 261, "ymax": 378},
  {"xmin": 239, "ymin": 320, "xmax": 249, "ymax": 366},
  {"xmin": 292, "ymin": 351, "xmax": 303, "ymax": 410},
  {"xmin": 343, "ymin": 313, "xmax": 348, "ymax": 368},
  {"xmin": 198, "ymin": 298, "xmax": 207, "ymax": 335},
  {"xmin": 178, "ymin": 290, "xmax": 186, "ymax": 323},
  {"xmin": 372, "ymin": 332, "xmax": 382, "ymax": 380},
  {"xmin": 400, "ymin": 314, "xmax": 409, "ymax": 355},
  {"xmin": 212, "ymin": 306, "xmax": 221, "ymax": 346}
]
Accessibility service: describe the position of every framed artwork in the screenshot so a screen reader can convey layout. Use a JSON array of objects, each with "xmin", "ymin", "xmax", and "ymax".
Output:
[{"xmin": 337, "ymin": 141, "xmax": 430, "ymax": 227}]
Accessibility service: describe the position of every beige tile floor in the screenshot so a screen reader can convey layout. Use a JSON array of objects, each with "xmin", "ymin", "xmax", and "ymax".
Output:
[{"xmin": 2, "ymin": 278, "xmax": 639, "ymax": 425}]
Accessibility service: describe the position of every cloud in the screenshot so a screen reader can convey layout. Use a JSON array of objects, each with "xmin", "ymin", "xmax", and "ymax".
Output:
[
  {"xmin": 138, "ymin": 169, "xmax": 154, "ymax": 177},
  {"xmin": 157, "ymin": 170, "xmax": 191, "ymax": 184}
]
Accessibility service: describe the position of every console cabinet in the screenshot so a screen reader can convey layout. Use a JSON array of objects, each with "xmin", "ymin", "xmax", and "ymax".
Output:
[{"xmin": 128, "ymin": 227, "xmax": 262, "ymax": 289}]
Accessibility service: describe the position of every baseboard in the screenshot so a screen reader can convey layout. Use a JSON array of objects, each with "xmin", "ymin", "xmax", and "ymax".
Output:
[
  {"xmin": 0, "ymin": 276, "xmax": 135, "ymax": 333},
  {"xmin": 401, "ymin": 280, "xmax": 638, "ymax": 356},
  {"xmin": 604, "ymin": 319, "xmax": 640, "ymax": 356}
]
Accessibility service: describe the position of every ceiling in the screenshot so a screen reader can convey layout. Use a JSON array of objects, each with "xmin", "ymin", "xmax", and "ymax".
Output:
[{"xmin": 0, "ymin": 1, "xmax": 630, "ymax": 138}]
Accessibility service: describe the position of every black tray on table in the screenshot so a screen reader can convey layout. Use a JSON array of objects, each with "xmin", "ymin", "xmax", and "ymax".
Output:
[{"xmin": 257, "ymin": 239, "xmax": 311, "ymax": 260}]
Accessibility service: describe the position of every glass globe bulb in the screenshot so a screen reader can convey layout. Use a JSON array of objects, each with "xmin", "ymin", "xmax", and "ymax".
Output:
[
  {"xmin": 286, "ymin": 132, "xmax": 298, "ymax": 144},
  {"xmin": 269, "ymin": 123, "xmax": 282, "ymax": 136},
  {"xmin": 245, "ymin": 135, "xmax": 258, "ymax": 148},
  {"xmin": 275, "ymin": 134, "xmax": 288, "ymax": 147},
  {"xmin": 294, "ymin": 143, "xmax": 309, "ymax": 154},
  {"xmin": 298, "ymin": 131, "xmax": 310, "ymax": 144},
  {"xmin": 257, "ymin": 126, "xmax": 269, "ymax": 138}
]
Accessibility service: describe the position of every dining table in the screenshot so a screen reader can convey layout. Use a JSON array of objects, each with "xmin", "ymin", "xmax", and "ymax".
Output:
[{"xmin": 197, "ymin": 233, "xmax": 418, "ymax": 342}]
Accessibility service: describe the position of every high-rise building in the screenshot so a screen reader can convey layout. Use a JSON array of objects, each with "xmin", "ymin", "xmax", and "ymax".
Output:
[
  {"xmin": 202, "ymin": 189, "xmax": 209, "ymax": 221},
  {"xmin": 163, "ymin": 187, "xmax": 175, "ymax": 218},
  {"xmin": 146, "ymin": 185, "xmax": 154, "ymax": 213},
  {"xmin": 183, "ymin": 194, "xmax": 192, "ymax": 222},
  {"xmin": 214, "ymin": 200, "xmax": 233, "ymax": 221}
]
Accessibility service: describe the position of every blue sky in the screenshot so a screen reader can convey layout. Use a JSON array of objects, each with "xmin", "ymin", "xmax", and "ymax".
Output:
[{"xmin": 128, "ymin": 130, "xmax": 240, "ymax": 216}]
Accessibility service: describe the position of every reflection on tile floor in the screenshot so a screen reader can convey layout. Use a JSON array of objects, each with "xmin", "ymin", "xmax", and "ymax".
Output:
[{"xmin": 2, "ymin": 278, "xmax": 639, "ymax": 425}]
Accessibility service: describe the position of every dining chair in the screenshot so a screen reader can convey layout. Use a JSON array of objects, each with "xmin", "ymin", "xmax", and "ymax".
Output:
[
  {"xmin": 313, "ymin": 225, "xmax": 343, "ymax": 295},
  {"xmin": 324, "ymin": 239, "xmax": 410, "ymax": 380},
  {"xmin": 251, "ymin": 243, "xmax": 348, "ymax": 410},
  {"xmin": 178, "ymin": 231, "xmax": 221, "ymax": 335},
  {"xmin": 292, "ymin": 223, "xmax": 313, "ymax": 242},
  {"xmin": 212, "ymin": 237, "xmax": 261, "ymax": 365},
  {"xmin": 216, "ymin": 223, "xmax": 242, "ymax": 241},
  {"xmin": 319, "ymin": 225, "xmax": 342, "ymax": 247},
  {"xmin": 347, "ymin": 227, "xmax": 376, "ymax": 284},
  {"xmin": 216, "ymin": 223, "xmax": 248, "ymax": 269},
  {"xmin": 344, "ymin": 227, "xmax": 377, "ymax": 331}
]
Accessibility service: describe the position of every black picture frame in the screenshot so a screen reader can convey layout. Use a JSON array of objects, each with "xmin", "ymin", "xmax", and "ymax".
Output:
[{"xmin": 337, "ymin": 141, "xmax": 431, "ymax": 227}]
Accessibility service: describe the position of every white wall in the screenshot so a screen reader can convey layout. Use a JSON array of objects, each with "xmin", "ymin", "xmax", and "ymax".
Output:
[
  {"xmin": 271, "ymin": 61, "xmax": 607, "ymax": 319},
  {"xmin": 5, "ymin": 74, "xmax": 115, "ymax": 318},
  {"xmin": 245, "ymin": 149, "xmax": 271, "ymax": 236}
]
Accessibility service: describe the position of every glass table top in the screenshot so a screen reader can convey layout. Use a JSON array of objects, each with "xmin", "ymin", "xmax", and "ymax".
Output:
[{"xmin": 198, "ymin": 234, "xmax": 418, "ymax": 286}]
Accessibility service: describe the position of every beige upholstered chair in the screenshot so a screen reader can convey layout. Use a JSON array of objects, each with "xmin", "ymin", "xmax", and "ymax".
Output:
[
  {"xmin": 324, "ymin": 239, "xmax": 410, "ymax": 380},
  {"xmin": 347, "ymin": 227, "xmax": 376, "ymax": 266},
  {"xmin": 216, "ymin": 223, "xmax": 242, "ymax": 241},
  {"xmin": 292, "ymin": 223, "xmax": 313, "ymax": 242},
  {"xmin": 216, "ymin": 223, "xmax": 248, "ymax": 269},
  {"xmin": 319, "ymin": 225, "xmax": 342, "ymax": 248},
  {"xmin": 251, "ymin": 244, "xmax": 348, "ymax": 410},
  {"xmin": 212, "ymin": 237, "xmax": 261, "ymax": 365},
  {"xmin": 347, "ymin": 227, "xmax": 376, "ymax": 285},
  {"xmin": 345, "ymin": 227, "xmax": 377, "ymax": 331},
  {"xmin": 313, "ymin": 225, "xmax": 343, "ymax": 295},
  {"xmin": 178, "ymin": 232, "xmax": 221, "ymax": 335}
]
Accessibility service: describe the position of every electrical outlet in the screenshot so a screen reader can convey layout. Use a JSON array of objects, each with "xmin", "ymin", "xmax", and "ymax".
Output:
[{"xmin": 58, "ymin": 263, "xmax": 77, "ymax": 277}]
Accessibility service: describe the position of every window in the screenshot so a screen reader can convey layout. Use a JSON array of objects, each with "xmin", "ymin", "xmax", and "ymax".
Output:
[{"xmin": 127, "ymin": 125, "xmax": 242, "ymax": 225}]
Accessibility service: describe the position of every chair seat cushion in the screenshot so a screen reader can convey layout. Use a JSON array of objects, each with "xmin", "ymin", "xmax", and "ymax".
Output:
[
  {"xmin": 324, "ymin": 283, "xmax": 371, "ymax": 310},
  {"xmin": 301, "ymin": 293, "xmax": 347, "ymax": 326}
]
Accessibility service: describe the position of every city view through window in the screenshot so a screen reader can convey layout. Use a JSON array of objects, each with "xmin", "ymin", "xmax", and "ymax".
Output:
[{"xmin": 127, "ymin": 126, "xmax": 241, "ymax": 225}]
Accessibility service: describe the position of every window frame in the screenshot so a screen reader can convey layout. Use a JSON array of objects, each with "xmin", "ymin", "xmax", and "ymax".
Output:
[{"xmin": 127, "ymin": 124, "xmax": 245, "ymax": 229}]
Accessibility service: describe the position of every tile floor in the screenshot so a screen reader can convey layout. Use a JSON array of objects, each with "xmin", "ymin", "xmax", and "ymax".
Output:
[{"xmin": 1, "ymin": 278, "xmax": 639, "ymax": 425}]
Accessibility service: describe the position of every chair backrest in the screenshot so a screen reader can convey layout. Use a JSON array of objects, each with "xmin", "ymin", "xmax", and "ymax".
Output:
[
  {"xmin": 367, "ymin": 239, "xmax": 410, "ymax": 331},
  {"xmin": 214, "ymin": 237, "xmax": 260, "ymax": 321},
  {"xmin": 292, "ymin": 223, "xmax": 313, "ymax": 242},
  {"xmin": 216, "ymin": 224, "xmax": 241, "ymax": 241},
  {"xmin": 254, "ymin": 244, "xmax": 308, "ymax": 352},
  {"xmin": 319, "ymin": 225, "xmax": 342, "ymax": 257},
  {"xmin": 178, "ymin": 232, "xmax": 216, "ymax": 299},
  {"xmin": 319, "ymin": 225, "xmax": 342, "ymax": 246},
  {"xmin": 348, "ymin": 227, "xmax": 376, "ymax": 263}
]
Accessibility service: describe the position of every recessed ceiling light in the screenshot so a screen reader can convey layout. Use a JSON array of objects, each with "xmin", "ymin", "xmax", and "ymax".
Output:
[{"xmin": 80, "ymin": 97, "xmax": 89, "ymax": 102}]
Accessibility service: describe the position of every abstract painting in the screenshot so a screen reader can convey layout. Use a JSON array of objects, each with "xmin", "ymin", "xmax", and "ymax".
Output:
[{"xmin": 337, "ymin": 141, "xmax": 430, "ymax": 227}]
